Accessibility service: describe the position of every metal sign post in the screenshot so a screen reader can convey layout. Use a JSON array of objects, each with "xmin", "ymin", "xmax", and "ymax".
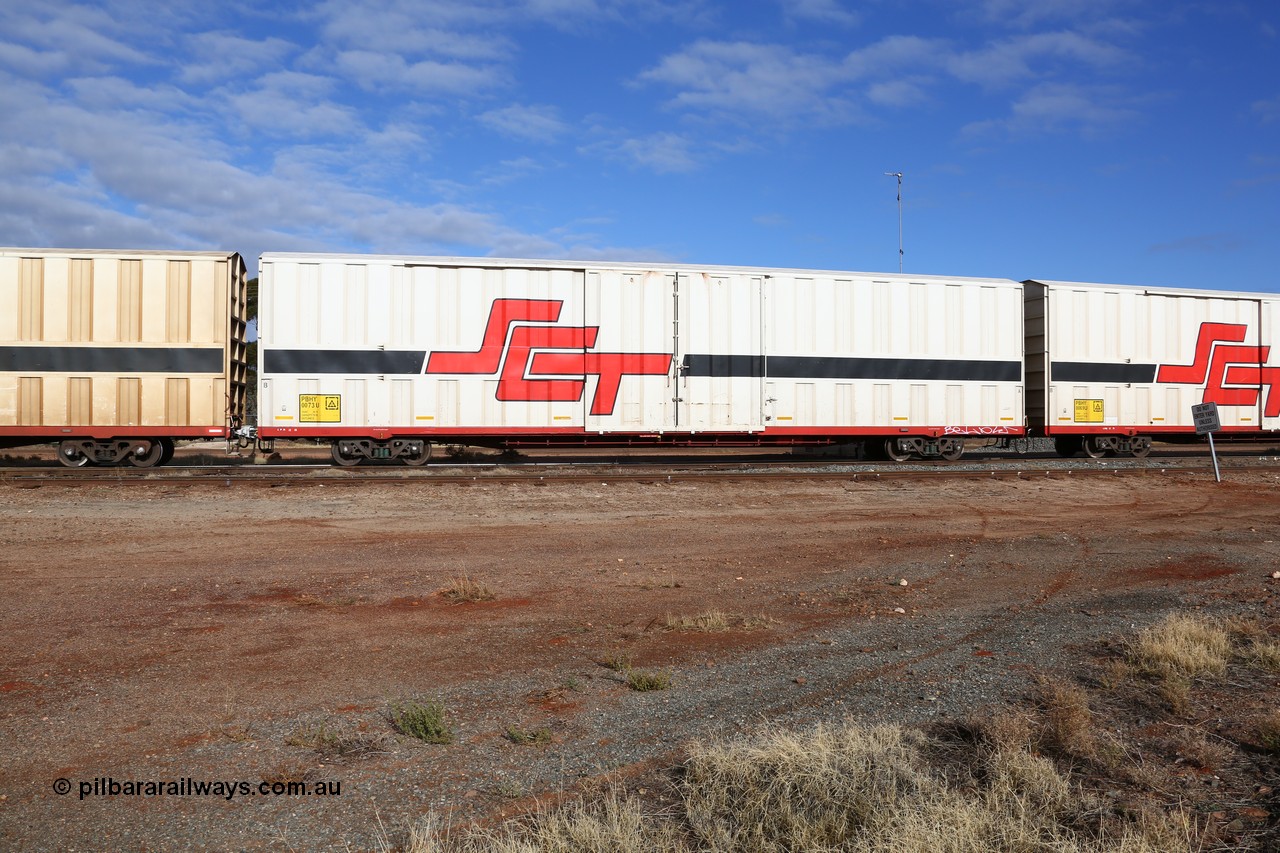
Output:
[{"xmin": 1192, "ymin": 402, "xmax": 1221, "ymax": 482}]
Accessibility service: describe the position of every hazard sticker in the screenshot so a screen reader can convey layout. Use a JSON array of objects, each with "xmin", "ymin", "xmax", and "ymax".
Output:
[
  {"xmin": 1073, "ymin": 399, "xmax": 1104, "ymax": 423},
  {"xmin": 300, "ymin": 394, "xmax": 341, "ymax": 423}
]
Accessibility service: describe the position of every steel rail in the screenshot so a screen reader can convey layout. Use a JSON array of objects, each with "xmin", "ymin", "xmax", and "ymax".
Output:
[{"xmin": 2, "ymin": 460, "xmax": 1271, "ymax": 488}]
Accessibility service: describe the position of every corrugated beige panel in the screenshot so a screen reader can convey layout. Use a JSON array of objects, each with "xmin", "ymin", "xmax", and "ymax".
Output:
[
  {"xmin": 68, "ymin": 258, "xmax": 94, "ymax": 341},
  {"xmin": 167, "ymin": 260, "xmax": 191, "ymax": 343},
  {"xmin": 93, "ymin": 378, "xmax": 117, "ymax": 426},
  {"xmin": 91, "ymin": 255, "xmax": 119, "ymax": 341},
  {"xmin": 19, "ymin": 258, "xmax": 43, "ymax": 341},
  {"xmin": 68, "ymin": 377, "xmax": 93, "ymax": 425},
  {"xmin": 206, "ymin": 377, "xmax": 224, "ymax": 425},
  {"xmin": 166, "ymin": 378, "xmax": 190, "ymax": 425},
  {"xmin": 41, "ymin": 256, "xmax": 69, "ymax": 342},
  {"xmin": 0, "ymin": 259, "xmax": 16, "ymax": 339},
  {"xmin": 189, "ymin": 260, "xmax": 220, "ymax": 344},
  {"xmin": 141, "ymin": 377, "xmax": 167, "ymax": 425},
  {"xmin": 117, "ymin": 259, "xmax": 142, "ymax": 342},
  {"xmin": 140, "ymin": 258, "xmax": 168, "ymax": 342},
  {"xmin": 18, "ymin": 377, "xmax": 43, "ymax": 425},
  {"xmin": 117, "ymin": 378, "xmax": 141, "ymax": 426}
]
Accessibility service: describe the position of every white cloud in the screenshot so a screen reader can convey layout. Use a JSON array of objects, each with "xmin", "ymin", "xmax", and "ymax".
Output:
[
  {"xmin": 638, "ymin": 40, "xmax": 859, "ymax": 124},
  {"xmin": 782, "ymin": 0, "xmax": 859, "ymax": 27},
  {"xmin": 478, "ymin": 104, "xmax": 569, "ymax": 142},
  {"xmin": 180, "ymin": 32, "xmax": 296, "ymax": 86},
  {"xmin": 962, "ymin": 82, "xmax": 1138, "ymax": 137},
  {"xmin": 1254, "ymin": 94, "xmax": 1280, "ymax": 124},
  {"xmin": 583, "ymin": 132, "xmax": 697, "ymax": 173},
  {"xmin": 947, "ymin": 31, "xmax": 1130, "ymax": 89},
  {"xmin": 229, "ymin": 71, "xmax": 361, "ymax": 138}
]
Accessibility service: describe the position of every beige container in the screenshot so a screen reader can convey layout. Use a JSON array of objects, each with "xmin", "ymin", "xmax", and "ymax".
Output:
[{"xmin": 0, "ymin": 249, "xmax": 249, "ymax": 441}]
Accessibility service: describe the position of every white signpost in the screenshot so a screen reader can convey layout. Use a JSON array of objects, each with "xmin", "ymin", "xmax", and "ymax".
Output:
[{"xmin": 1192, "ymin": 402, "xmax": 1222, "ymax": 482}]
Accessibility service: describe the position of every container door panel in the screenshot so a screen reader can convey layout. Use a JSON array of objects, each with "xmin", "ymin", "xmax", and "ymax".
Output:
[
  {"xmin": 676, "ymin": 272, "xmax": 762, "ymax": 433},
  {"xmin": 584, "ymin": 270, "xmax": 676, "ymax": 432}
]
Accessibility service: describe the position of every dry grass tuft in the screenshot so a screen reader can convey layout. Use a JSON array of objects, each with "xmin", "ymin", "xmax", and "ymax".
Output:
[
  {"xmin": 1033, "ymin": 680, "xmax": 1105, "ymax": 761},
  {"xmin": 1256, "ymin": 710, "xmax": 1280, "ymax": 754},
  {"xmin": 626, "ymin": 670, "xmax": 672, "ymax": 692},
  {"xmin": 439, "ymin": 575, "xmax": 495, "ymax": 604},
  {"xmin": 1131, "ymin": 613, "xmax": 1230, "ymax": 679},
  {"xmin": 285, "ymin": 721, "xmax": 392, "ymax": 757},
  {"xmin": 597, "ymin": 652, "xmax": 632, "ymax": 672},
  {"xmin": 505, "ymin": 726, "xmax": 552, "ymax": 746},
  {"xmin": 387, "ymin": 717, "xmax": 1193, "ymax": 853},
  {"xmin": 660, "ymin": 610, "xmax": 772, "ymax": 633}
]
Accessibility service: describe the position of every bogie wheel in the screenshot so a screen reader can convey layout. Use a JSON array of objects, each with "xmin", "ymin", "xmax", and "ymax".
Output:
[
  {"xmin": 158, "ymin": 438, "xmax": 176, "ymax": 466},
  {"xmin": 402, "ymin": 443, "xmax": 432, "ymax": 466},
  {"xmin": 1080, "ymin": 437, "xmax": 1109, "ymax": 459},
  {"xmin": 331, "ymin": 442, "xmax": 362, "ymax": 467},
  {"xmin": 939, "ymin": 440, "xmax": 964, "ymax": 461},
  {"xmin": 58, "ymin": 441, "xmax": 91, "ymax": 468},
  {"xmin": 883, "ymin": 438, "xmax": 913, "ymax": 462},
  {"xmin": 1129, "ymin": 438, "xmax": 1151, "ymax": 459},
  {"xmin": 126, "ymin": 440, "xmax": 165, "ymax": 468},
  {"xmin": 1053, "ymin": 436, "xmax": 1082, "ymax": 458}
]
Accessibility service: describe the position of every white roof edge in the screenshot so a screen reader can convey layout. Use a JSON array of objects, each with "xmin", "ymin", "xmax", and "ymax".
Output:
[
  {"xmin": 257, "ymin": 252, "xmax": 1019, "ymax": 285},
  {"xmin": 0, "ymin": 247, "xmax": 242, "ymax": 260},
  {"xmin": 1025, "ymin": 278, "xmax": 1280, "ymax": 301}
]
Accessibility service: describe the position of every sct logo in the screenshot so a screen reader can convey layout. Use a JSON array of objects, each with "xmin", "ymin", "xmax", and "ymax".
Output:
[
  {"xmin": 425, "ymin": 299, "xmax": 672, "ymax": 416},
  {"xmin": 1156, "ymin": 322, "xmax": 1280, "ymax": 416}
]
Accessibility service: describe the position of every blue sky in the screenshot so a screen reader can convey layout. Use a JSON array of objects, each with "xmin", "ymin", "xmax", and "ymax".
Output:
[{"xmin": 1, "ymin": 0, "xmax": 1276, "ymax": 288}]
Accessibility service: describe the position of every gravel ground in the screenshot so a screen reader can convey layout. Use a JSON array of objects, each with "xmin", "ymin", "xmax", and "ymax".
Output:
[{"xmin": 1, "ymin": 467, "xmax": 1277, "ymax": 850}]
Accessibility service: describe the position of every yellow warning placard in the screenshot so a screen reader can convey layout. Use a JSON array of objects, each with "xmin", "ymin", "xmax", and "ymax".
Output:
[
  {"xmin": 1073, "ymin": 399, "xmax": 1104, "ymax": 423},
  {"xmin": 299, "ymin": 394, "xmax": 341, "ymax": 423}
]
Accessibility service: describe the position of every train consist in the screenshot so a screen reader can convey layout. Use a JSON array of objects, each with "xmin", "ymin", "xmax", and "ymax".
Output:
[{"xmin": 2, "ymin": 248, "xmax": 1277, "ymax": 466}]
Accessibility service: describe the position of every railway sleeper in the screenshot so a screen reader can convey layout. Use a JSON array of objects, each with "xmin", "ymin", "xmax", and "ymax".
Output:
[{"xmin": 331, "ymin": 438, "xmax": 431, "ymax": 467}]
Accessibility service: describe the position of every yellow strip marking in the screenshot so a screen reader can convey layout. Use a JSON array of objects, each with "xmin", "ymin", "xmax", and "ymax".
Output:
[
  {"xmin": 777, "ymin": 416, "xmax": 793, "ymax": 421},
  {"xmin": 415, "ymin": 415, "xmax": 435, "ymax": 420},
  {"xmin": 274, "ymin": 416, "xmax": 294, "ymax": 420},
  {"xmin": 1000, "ymin": 417, "xmax": 1014, "ymax": 421},
  {"xmin": 892, "ymin": 416, "xmax": 908, "ymax": 421},
  {"xmin": 553, "ymin": 415, "xmax": 572, "ymax": 420}
]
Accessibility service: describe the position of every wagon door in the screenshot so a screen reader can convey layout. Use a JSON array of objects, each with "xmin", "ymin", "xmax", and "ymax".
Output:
[
  {"xmin": 675, "ymin": 271, "xmax": 763, "ymax": 433},
  {"xmin": 583, "ymin": 269, "xmax": 677, "ymax": 433}
]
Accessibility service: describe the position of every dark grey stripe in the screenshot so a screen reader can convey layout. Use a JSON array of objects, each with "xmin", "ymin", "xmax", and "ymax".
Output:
[
  {"xmin": 684, "ymin": 354, "xmax": 1021, "ymax": 382},
  {"xmin": 1051, "ymin": 362, "xmax": 1157, "ymax": 383},
  {"xmin": 264, "ymin": 349, "xmax": 427, "ymax": 375},
  {"xmin": 1, "ymin": 346, "xmax": 223, "ymax": 373}
]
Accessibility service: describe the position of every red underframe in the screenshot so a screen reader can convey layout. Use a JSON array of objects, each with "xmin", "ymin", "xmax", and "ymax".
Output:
[{"xmin": 0, "ymin": 426, "xmax": 229, "ymax": 439}]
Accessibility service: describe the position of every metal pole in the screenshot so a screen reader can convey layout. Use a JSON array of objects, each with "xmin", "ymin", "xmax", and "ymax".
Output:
[
  {"xmin": 1207, "ymin": 432, "xmax": 1221, "ymax": 483},
  {"xmin": 884, "ymin": 172, "xmax": 903, "ymax": 272}
]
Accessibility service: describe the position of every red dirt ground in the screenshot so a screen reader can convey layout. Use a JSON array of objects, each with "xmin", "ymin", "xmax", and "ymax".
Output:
[{"xmin": 1, "ymin": 465, "xmax": 1278, "ymax": 850}]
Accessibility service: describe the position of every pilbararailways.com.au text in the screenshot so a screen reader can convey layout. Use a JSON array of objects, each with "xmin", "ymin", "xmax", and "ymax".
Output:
[{"xmin": 54, "ymin": 776, "xmax": 343, "ymax": 801}]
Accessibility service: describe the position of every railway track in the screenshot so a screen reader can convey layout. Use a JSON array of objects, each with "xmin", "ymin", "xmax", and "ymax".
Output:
[{"xmin": 0, "ymin": 453, "xmax": 1270, "ymax": 487}]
